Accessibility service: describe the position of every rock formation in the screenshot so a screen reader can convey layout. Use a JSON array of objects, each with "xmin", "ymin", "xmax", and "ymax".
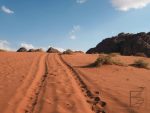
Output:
[
  {"xmin": 87, "ymin": 32, "xmax": 150, "ymax": 57},
  {"xmin": 47, "ymin": 47, "xmax": 61, "ymax": 53},
  {"xmin": 63, "ymin": 49, "xmax": 73, "ymax": 54},
  {"xmin": 17, "ymin": 47, "xmax": 27, "ymax": 52},
  {"xmin": 28, "ymin": 49, "xmax": 44, "ymax": 52}
]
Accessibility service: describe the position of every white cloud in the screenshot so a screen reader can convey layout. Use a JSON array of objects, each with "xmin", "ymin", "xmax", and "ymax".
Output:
[
  {"xmin": 1, "ymin": 5, "xmax": 14, "ymax": 14},
  {"xmin": 20, "ymin": 43, "xmax": 34, "ymax": 50},
  {"xmin": 69, "ymin": 25, "xmax": 81, "ymax": 40},
  {"xmin": 70, "ymin": 25, "xmax": 81, "ymax": 34},
  {"xmin": 0, "ymin": 41, "xmax": 65, "ymax": 52},
  {"xmin": 0, "ymin": 40, "xmax": 11, "ymax": 50},
  {"xmin": 54, "ymin": 47, "xmax": 65, "ymax": 52},
  {"xmin": 111, "ymin": 0, "xmax": 150, "ymax": 11},
  {"xmin": 76, "ymin": 0, "xmax": 87, "ymax": 4},
  {"xmin": 70, "ymin": 35, "xmax": 76, "ymax": 40}
]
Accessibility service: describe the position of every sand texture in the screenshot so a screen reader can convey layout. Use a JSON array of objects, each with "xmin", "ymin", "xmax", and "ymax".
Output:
[{"xmin": 0, "ymin": 52, "xmax": 150, "ymax": 113}]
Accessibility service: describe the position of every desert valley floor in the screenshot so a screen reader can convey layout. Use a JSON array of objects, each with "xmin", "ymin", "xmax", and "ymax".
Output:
[{"xmin": 0, "ymin": 52, "xmax": 150, "ymax": 113}]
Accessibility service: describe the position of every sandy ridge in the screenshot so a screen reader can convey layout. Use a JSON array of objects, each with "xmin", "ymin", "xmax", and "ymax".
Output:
[
  {"xmin": 62, "ymin": 54, "xmax": 150, "ymax": 113},
  {"xmin": 59, "ymin": 55, "xmax": 106, "ymax": 113},
  {"xmin": 3, "ymin": 54, "xmax": 48, "ymax": 113}
]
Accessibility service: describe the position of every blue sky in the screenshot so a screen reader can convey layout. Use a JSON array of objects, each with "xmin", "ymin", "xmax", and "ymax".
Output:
[{"xmin": 0, "ymin": 0, "xmax": 150, "ymax": 51}]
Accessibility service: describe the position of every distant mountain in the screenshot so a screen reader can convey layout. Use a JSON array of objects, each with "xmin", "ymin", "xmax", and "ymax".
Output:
[{"xmin": 87, "ymin": 32, "xmax": 150, "ymax": 57}]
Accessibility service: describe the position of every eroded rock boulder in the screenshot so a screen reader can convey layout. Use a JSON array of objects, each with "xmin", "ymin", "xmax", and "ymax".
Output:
[
  {"xmin": 17, "ymin": 47, "xmax": 27, "ymax": 52},
  {"xmin": 47, "ymin": 47, "xmax": 61, "ymax": 53}
]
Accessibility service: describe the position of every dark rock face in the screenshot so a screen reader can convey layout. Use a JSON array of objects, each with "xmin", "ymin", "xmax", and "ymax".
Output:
[
  {"xmin": 87, "ymin": 32, "xmax": 150, "ymax": 57},
  {"xmin": 47, "ymin": 47, "xmax": 61, "ymax": 53},
  {"xmin": 17, "ymin": 47, "xmax": 27, "ymax": 52},
  {"xmin": 28, "ymin": 49, "xmax": 35, "ymax": 52},
  {"xmin": 28, "ymin": 49, "xmax": 43, "ymax": 52},
  {"xmin": 63, "ymin": 49, "xmax": 73, "ymax": 54}
]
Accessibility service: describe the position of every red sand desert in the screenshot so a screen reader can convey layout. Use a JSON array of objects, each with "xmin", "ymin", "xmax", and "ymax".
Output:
[{"xmin": 0, "ymin": 52, "xmax": 150, "ymax": 113}]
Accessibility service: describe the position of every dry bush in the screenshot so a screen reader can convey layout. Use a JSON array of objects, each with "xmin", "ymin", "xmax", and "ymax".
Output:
[
  {"xmin": 90, "ymin": 55, "xmax": 125, "ymax": 67},
  {"xmin": 131, "ymin": 59, "xmax": 149, "ymax": 69},
  {"xmin": 109, "ymin": 53, "xmax": 121, "ymax": 57},
  {"xmin": 99, "ymin": 53, "xmax": 107, "ymax": 56}
]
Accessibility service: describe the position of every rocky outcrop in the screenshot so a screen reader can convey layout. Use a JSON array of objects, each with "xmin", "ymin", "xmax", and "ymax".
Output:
[
  {"xmin": 28, "ymin": 49, "xmax": 44, "ymax": 52},
  {"xmin": 63, "ymin": 49, "xmax": 73, "ymax": 54},
  {"xmin": 47, "ymin": 47, "xmax": 61, "ymax": 53},
  {"xmin": 17, "ymin": 47, "xmax": 27, "ymax": 52},
  {"xmin": 87, "ymin": 32, "xmax": 150, "ymax": 57}
]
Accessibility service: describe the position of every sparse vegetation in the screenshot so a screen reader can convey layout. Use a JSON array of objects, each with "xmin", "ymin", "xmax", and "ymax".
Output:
[
  {"xmin": 99, "ymin": 53, "xmax": 107, "ymax": 56},
  {"xmin": 131, "ymin": 59, "xmax": 149, "ymax": 69},
  {"xmin": 109, "ymin": 53, "xmax": 120, "ymax": 57},
  {"xmin": 90, "ymin": 55, "xmax": 125, "ymax": 67}
]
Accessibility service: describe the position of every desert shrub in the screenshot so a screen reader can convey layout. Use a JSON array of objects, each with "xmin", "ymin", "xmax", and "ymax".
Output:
[
  {"xmin": 90, "ymin": 55, "xmax": 124, "ymax": 67},
  {"xmin": 109, "ymin": 53, "xmax": 121, "ymax": 57},
  {"xmin": 132, "ymin": 59, "xmax": 149, "ymax": 69},
  {"xmin": 135, "ymin": 53, "xmax": 147, "ymax": 57},
  {"xmin": 112, "ymin": 59, "xmax": 126, "ymax": 66},
  {"xmin": 99, "ymin": 53, "xmax": 107, "ymax": 56},
  {"xmin": 93, "ymin": 56, "xmax": 113, "ymax": 67},
  {"xmin": 63, "ymin": 49, "xmax": 73, "ymax": 54}
]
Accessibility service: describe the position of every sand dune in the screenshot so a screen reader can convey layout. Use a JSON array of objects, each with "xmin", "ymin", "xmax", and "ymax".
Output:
[
  {"xmin": 0, "ymin": 52, "xmax": 150, "ymax": 113},
  {"xmin": 0, "ymin": 53, "xmax": 94, "ymax": 113},
  {"xmin": 0, "ymin": 52, "xmax": 44, "ymax": 113},
  {"xmin": 33, "ymin": 54, "xmax": 92, "ymax": 113},
  {"xmin": 62, "ymin": 53, "xmax": 150, "ymax": 113}
]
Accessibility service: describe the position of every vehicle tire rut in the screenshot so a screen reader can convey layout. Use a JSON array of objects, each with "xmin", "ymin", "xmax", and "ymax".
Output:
[{"xmin": 59, "ymin": 55, "xmax": 107, "ymax": 113}]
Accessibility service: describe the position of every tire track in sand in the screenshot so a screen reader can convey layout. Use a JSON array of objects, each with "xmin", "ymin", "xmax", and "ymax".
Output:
[
  {"xmin": 32, "ymin": 53, "xmax": 93, "ymax": 113},
  {"xmin": 4, "ymin": 53, "xmax": 105, "ymax": 113},
  {"xmin": 59, "ymin": 55, "xmax": 107, "ymax": 113},
  {"xmin": 4, "ymin": 54, "xmax": 48, "ymax": 113}
]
